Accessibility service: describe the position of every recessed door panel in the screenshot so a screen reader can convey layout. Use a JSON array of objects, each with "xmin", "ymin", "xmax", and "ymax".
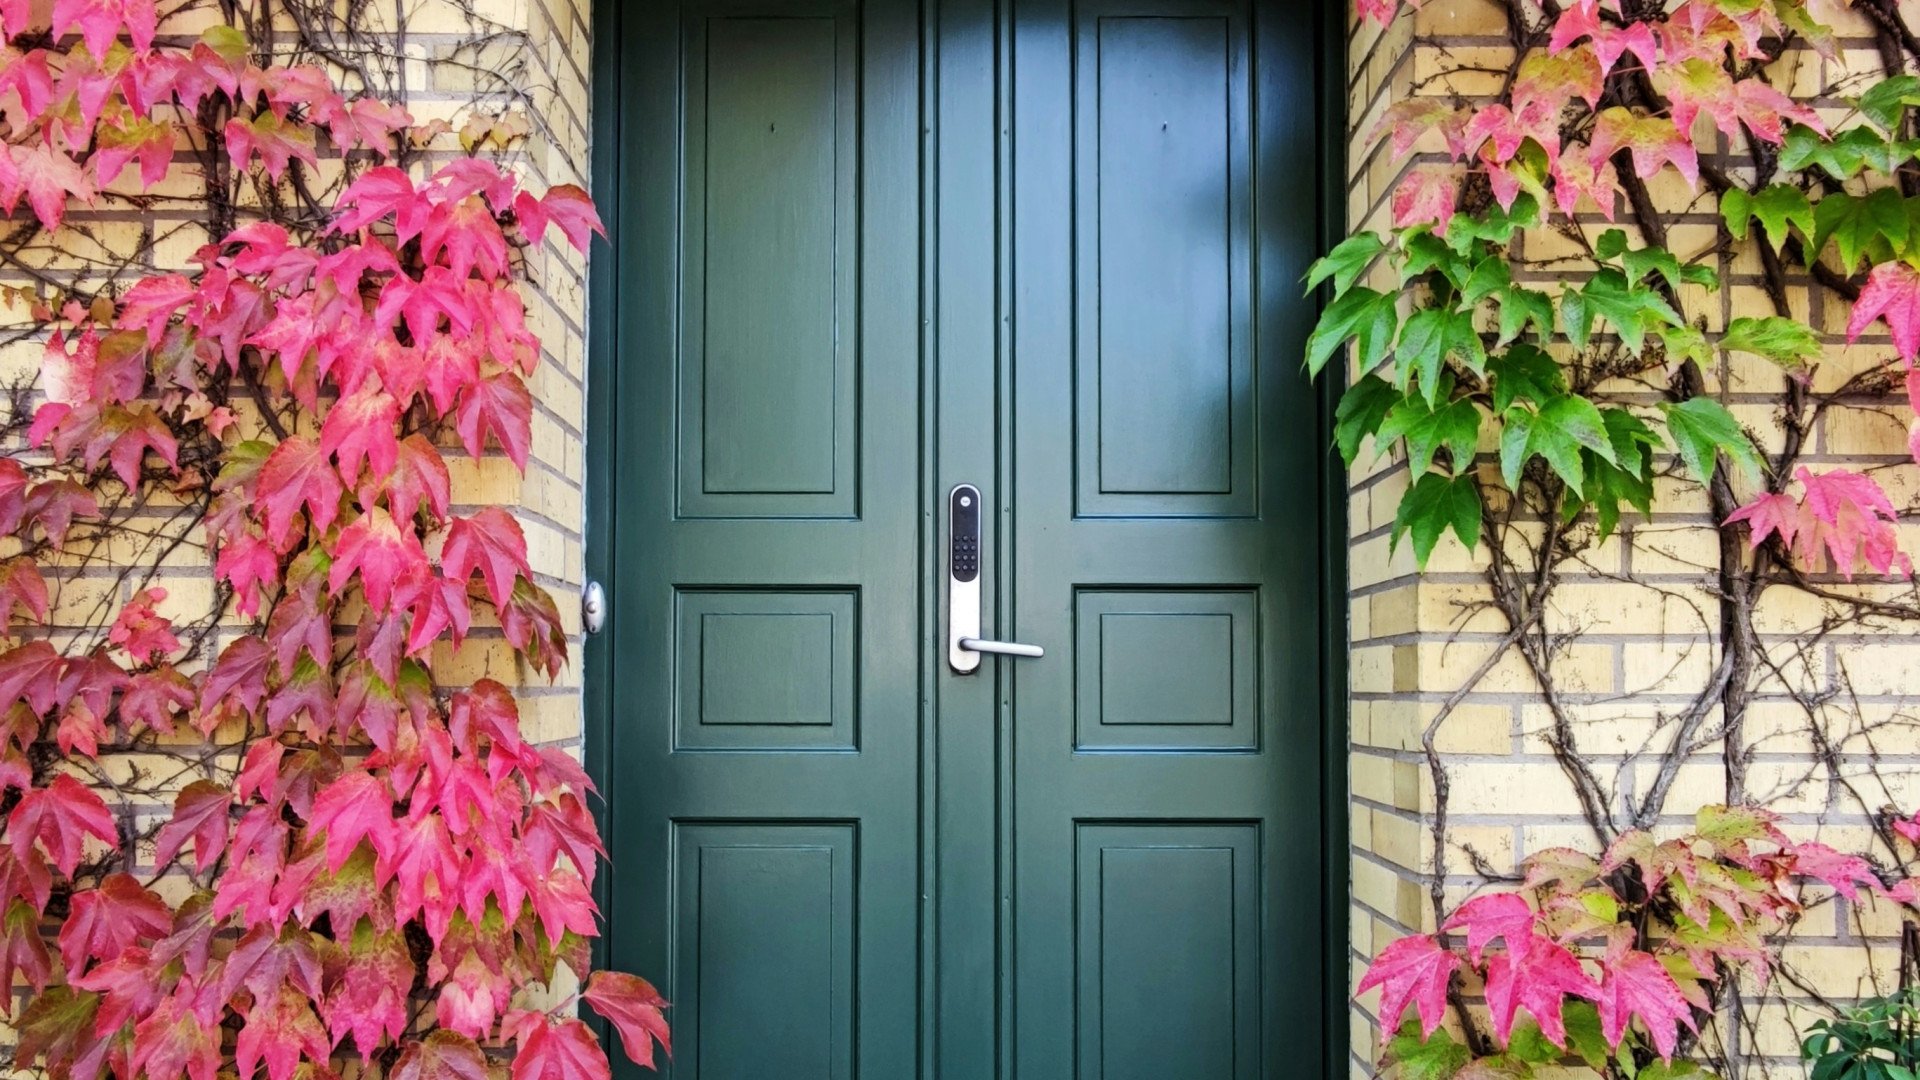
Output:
[
  {"xmin": 1075, "ymin": 825, "xmax": 1261, "ymax": 1080},
  {"xmin": 1075, "ymin": 1, "xmax": 1255, "ymax": 517},
  {"xmin": 678, "ymin": 5, "xmax": 859, "ymax": 518},
  {"xmin": 671, "ymin": 824, "xmax": 856, "ymax": 1080}
]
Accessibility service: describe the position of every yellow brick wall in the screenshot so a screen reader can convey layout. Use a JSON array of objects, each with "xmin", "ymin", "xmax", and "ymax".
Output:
[{"xmin": 1345, "ymin": 1, "xmax": 1920, "ymax": 1075}]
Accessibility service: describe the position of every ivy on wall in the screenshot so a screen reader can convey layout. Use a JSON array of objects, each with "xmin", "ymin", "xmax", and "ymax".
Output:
[
  {"xmin": 1326, "ymin": 0, "xmax": 1920, "ymax": 1076},
  {"xmin": 0, "ymin": 2, "xmax": 668, "ymax": 1078}
]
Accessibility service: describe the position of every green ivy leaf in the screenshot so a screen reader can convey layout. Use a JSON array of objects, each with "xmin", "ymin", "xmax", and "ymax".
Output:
[
  {"xmin": 1780, "ymin": 124, "xmax": 1901, "ymax": 179},
  {"xmin": 1383, "ymin": 1022, "xmax": 1471, "ymax": 1080},
  {"xmin": 1333, "ymin": 374, "xmax": 1401, "ymax": 467},
  {"xmin": 1622, "ymin": 245, "xmax": 1685, "ymax": 292},
  {"xmin": 1721, "ymin": 316, "xmax": 1822, "ymax": 367},
  {"xmin": 1561, "ymin": 269, "xmax": 1681, "ymax": 354},
  {"xmin": 1595, "ymin": 227, "xmax": 1630, "ymax": 260},
  {"xmin": 1394, "ymin": 306, "xmax": 1485, "ymax": 405},
  {"xmin": 1495, "ymin": 285, "xmax": 1555, "ymax": 346},
  {"xmin": 1461, "ymin": 255, "xmax": 1512, "ymax": 306},
  {"xmin": 1748, "ymin": 184, "xmax": 1814, "ymax": 252},
  {"xmin": 1720, "ymin": 185, "xmax": 1752, "ymax": 240},
  {"xmin": 1487, "ymin": 343, "xmax": 1565, "ymax": 413},
  {"xmin": 1503, "ymin": 1018, "xmax": 1559, "ymax": 1065},
  {"xmin": 1812, "ymin": 187, "xmax": 1907, "ymax": 274},
  {"xmin": 1402, "ymin": 231, "xmax": 1473, "ymax": 288},
  {"xmin": 1306, "ymin": 287, "xmax": 1398, "ymax": 377},
  {"xmin": 1303, "ymin": 232, "xmax": 1387, "ymax": 299},
  {"xmin": 1660, "ymin": 397, "xmax": 1764, "ymax": 486},
  {"xmin": 1392, "ymin": 471, "xmax": 1482, "ymax": 568},
  {"xmin": 1563, "ymin": 1001, "xmax": 1610, "ymax": 1071},
  {"xmin": 1659, "ymin": 324, "xmax": 1714, "ymax": 373},
  {"xmin": 1859, "ymin": 74, "xmax": 1920, "ymax": 132},
  {"xmin": 1574, "ymin": 408, "xmax": 1660, "ymax": 541},
  {"xmin": 1375, "ymin": 387, "xmax": 1482, "ymax": 476},
  {"xmin": 1444, "ymin": 193, "xmax": 1540, "ymax": 254},
  {"xmin": 1637, "ymin": 1064, "xmax": 1718, "ymax": 1080},
  {"xmin": 1501, "ymin": 393, "xmax": 1614, "ymax": 497}
]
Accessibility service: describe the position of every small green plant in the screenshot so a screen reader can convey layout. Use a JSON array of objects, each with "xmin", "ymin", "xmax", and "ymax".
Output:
[{"xmin": 1803, "ymin": 991, "xmax": 1920, "ymax": 1080}]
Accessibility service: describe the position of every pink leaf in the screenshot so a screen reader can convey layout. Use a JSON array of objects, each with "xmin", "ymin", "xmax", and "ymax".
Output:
[
  {"xmin": 1441, "ymin": 892, "xmax": 1537, "ymax": 966},
  {"xmin": 443, "ymin": 507, "xmax": 531, "ymax": 611},
  {"xmin": 1791, "ymin": 841, "xmax": 1884, "ymax": 901},
  {"xmin": 1484, "ymin": 932, "xmax": 1601, "ymax": 1049},
  {"xmin": 1594, "ymin": 945, "xmax": 1698, "ymax": 1061},
  {"xmin": 1847, "ymin": 261, "xmax": 1920, "ymax": 363},
  {"xmin": 583, "ymin": 971, "xmax": 671, "ymax": 1069},
  {"xmin": 1355, "ymin": 934, "xmax": 1460, "ymax": 1043},
  {"xmin": 1391, "ymin": 167, "xmax": 1458, "ymax": 229}
]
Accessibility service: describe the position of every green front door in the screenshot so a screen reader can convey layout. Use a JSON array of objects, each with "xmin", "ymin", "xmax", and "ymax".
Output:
[{"xmin": 595, "ymin": 1, "xmax": 1328, "ymax": 1076}]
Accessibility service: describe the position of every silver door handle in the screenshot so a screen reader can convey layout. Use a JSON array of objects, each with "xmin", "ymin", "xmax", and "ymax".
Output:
[{"xmin": 959, "ymin": 637, "xmax": 1044, "ymax": 659}]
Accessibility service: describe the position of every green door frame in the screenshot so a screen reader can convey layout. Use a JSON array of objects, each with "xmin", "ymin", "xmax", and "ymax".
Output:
[{"xmin": 580, "ymin": 1, "xmax": 1351, "ymax": 1074}]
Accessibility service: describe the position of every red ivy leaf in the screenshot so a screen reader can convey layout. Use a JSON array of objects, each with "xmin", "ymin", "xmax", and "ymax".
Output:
[
  {"xmin": 453, "ymin": 371, "xmax": 533, "ymax": 470},
  {"xmin": 10, "ymin": 774, "xmax": 118, "ymax": 878},
  {"xmin": 1440, "ymin": 892, "xmax": 1536, "ymax": 966},
  {"xmin": 443, "ymin": 507, "xmax": 531, "ymax": 610},
  {"xmin": 320, "ymin": 386, "xmax": 402, "ymax": 486},
  {"xmin": 1847, "ymin": 260, "xmax": 1920, "ymax": 363},
  {"xmin": 1791, "ymin": 841, "xmax": 1884, "ymax": 902},
  {"xmin": 508, "ymin": 1016, "xmax": 611, "ymax": 1080},
  {"xmin": 382, "ymin": 434, "xmax": 452, "ymax": 526},
  {"xmin": 131, "ymin": 991, "xmax": 221, "ymax": 1080},
  {"xmin": 11, "ymin": 142, "xmax": 96, "ymax": 232},
  {"xmin": 1390, "ymin": 166, "xmax": 1458, "ymax": 229},
  {"xmin": 501, "ymin": 578, "xmax": 567, "ymax": 679},
  {"xmin": 51, "ymin": 0, "xmax": 158, "ymax": 58},
  {"xmin": 22, "ymin": 479, "xmax": 99, "ymax": 549},
  {"xmin": 330, "ymin": 508, "xmax": 429, "ymax": 614},
  {"xmin": 216, "ymin": 531, "xmax": 280, "ymax": 619},
  {"xmin": 308, "ymin": 770, "xmax": 398, "ymax": 874},
  {"xmin": 235, "ymin": 987, "xmax": 330, "ymax": 1080},
  {"xmin": 153, "ymin": 780, "xmax": 232, "ymax": 876},
  {"xmin": 325, "ymin": 925, "xmax": 414, "ymax": 1059},
  {"xmin": 58, "ymin": 872, "xmax": 170, "ymax": 973},
  {"xmin": 200, "ymin": 635, "xmax": 273, "ymax": 723},
  {"xmin": 583, "ymin": 971, "xmax": 671, "ymax": 1069},
  {"xmin": 224, "ymin": 112, "xmax": 319, "ymax": 181},
  {"xmin": 0, "ymin": 641, "xmax": 66, "ymax": 716},
  {"xmin": 107, "ymin": 587, "xmax": 179, "ymax": 665},
  {"xmin": 0, "ymin": 899, "xmax": 51, "ymax": 993},
  {"xmin": 121, "ymin": 665, "xmax": 195, "ymax": 735},
  {"xmin": 1355, "ymin": 934, "xmax": 1460, "ymax": 1043},
  {"xmin": 1594, "ymin": 944, "xmax": 1698, "ymax": 1061},
  {"xmin": 1587, "ymin": 107, "xmax": 1699, "ymax": 188},
  {"xmin": 0, "ymin": 556, "xmax": 49, "ymax": 629},
  {"xmin": 394, "ymin": 1032, "xmax": 491, "ymax": 1080},
  {"xmin": 258, "ymin": 436, "xmax": 346, "ymax": 550},
  {"xmin": 1483, "ymin": 932, "xmax": 1601, "ymax": 1048}
]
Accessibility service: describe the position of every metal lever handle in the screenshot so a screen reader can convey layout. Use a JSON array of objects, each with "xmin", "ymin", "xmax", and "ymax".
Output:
[{"xmin": 959, "ymin": 637, "xmax": 1044, "ymax": 659}]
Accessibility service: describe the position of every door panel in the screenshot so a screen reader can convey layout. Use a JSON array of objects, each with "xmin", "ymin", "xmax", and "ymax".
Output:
[
  {"xmin": 606, "ymin": 1, "xmax": 923, "ymax": 1077},
  {"xmin": 1009, "ymin": 1, "xmax": 1325, "ymax": 1078}
]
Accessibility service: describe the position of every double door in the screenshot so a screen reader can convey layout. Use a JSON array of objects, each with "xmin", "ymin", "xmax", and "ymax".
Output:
[{"xmin": 598, "ymin": 1, "xmax": 1329, "ymax": 1075}]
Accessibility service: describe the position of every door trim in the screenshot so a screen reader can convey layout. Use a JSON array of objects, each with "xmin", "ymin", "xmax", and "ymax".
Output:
[{"xmin": 581, "ymin": 1, "xmax": 1351, "ymax": 1074}]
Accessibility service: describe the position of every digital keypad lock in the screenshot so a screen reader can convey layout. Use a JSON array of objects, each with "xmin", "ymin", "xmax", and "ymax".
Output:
[
  {"xmin": 948, "ymin": 485, "xmax": 984, "ymax": 672},
  {"xmin": 948, "ymin": 484, "xmax": 1045, "ymax": 673}
]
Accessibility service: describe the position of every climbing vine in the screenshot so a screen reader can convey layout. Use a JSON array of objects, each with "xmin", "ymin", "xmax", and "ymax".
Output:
[
  {"xmin": 0, "ymin": 2, "xmax": 665, "ymax": 1079},
  {"xmin": 1323, "ymin": 0, "xmax": 1920, "ymax": 1076}
]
